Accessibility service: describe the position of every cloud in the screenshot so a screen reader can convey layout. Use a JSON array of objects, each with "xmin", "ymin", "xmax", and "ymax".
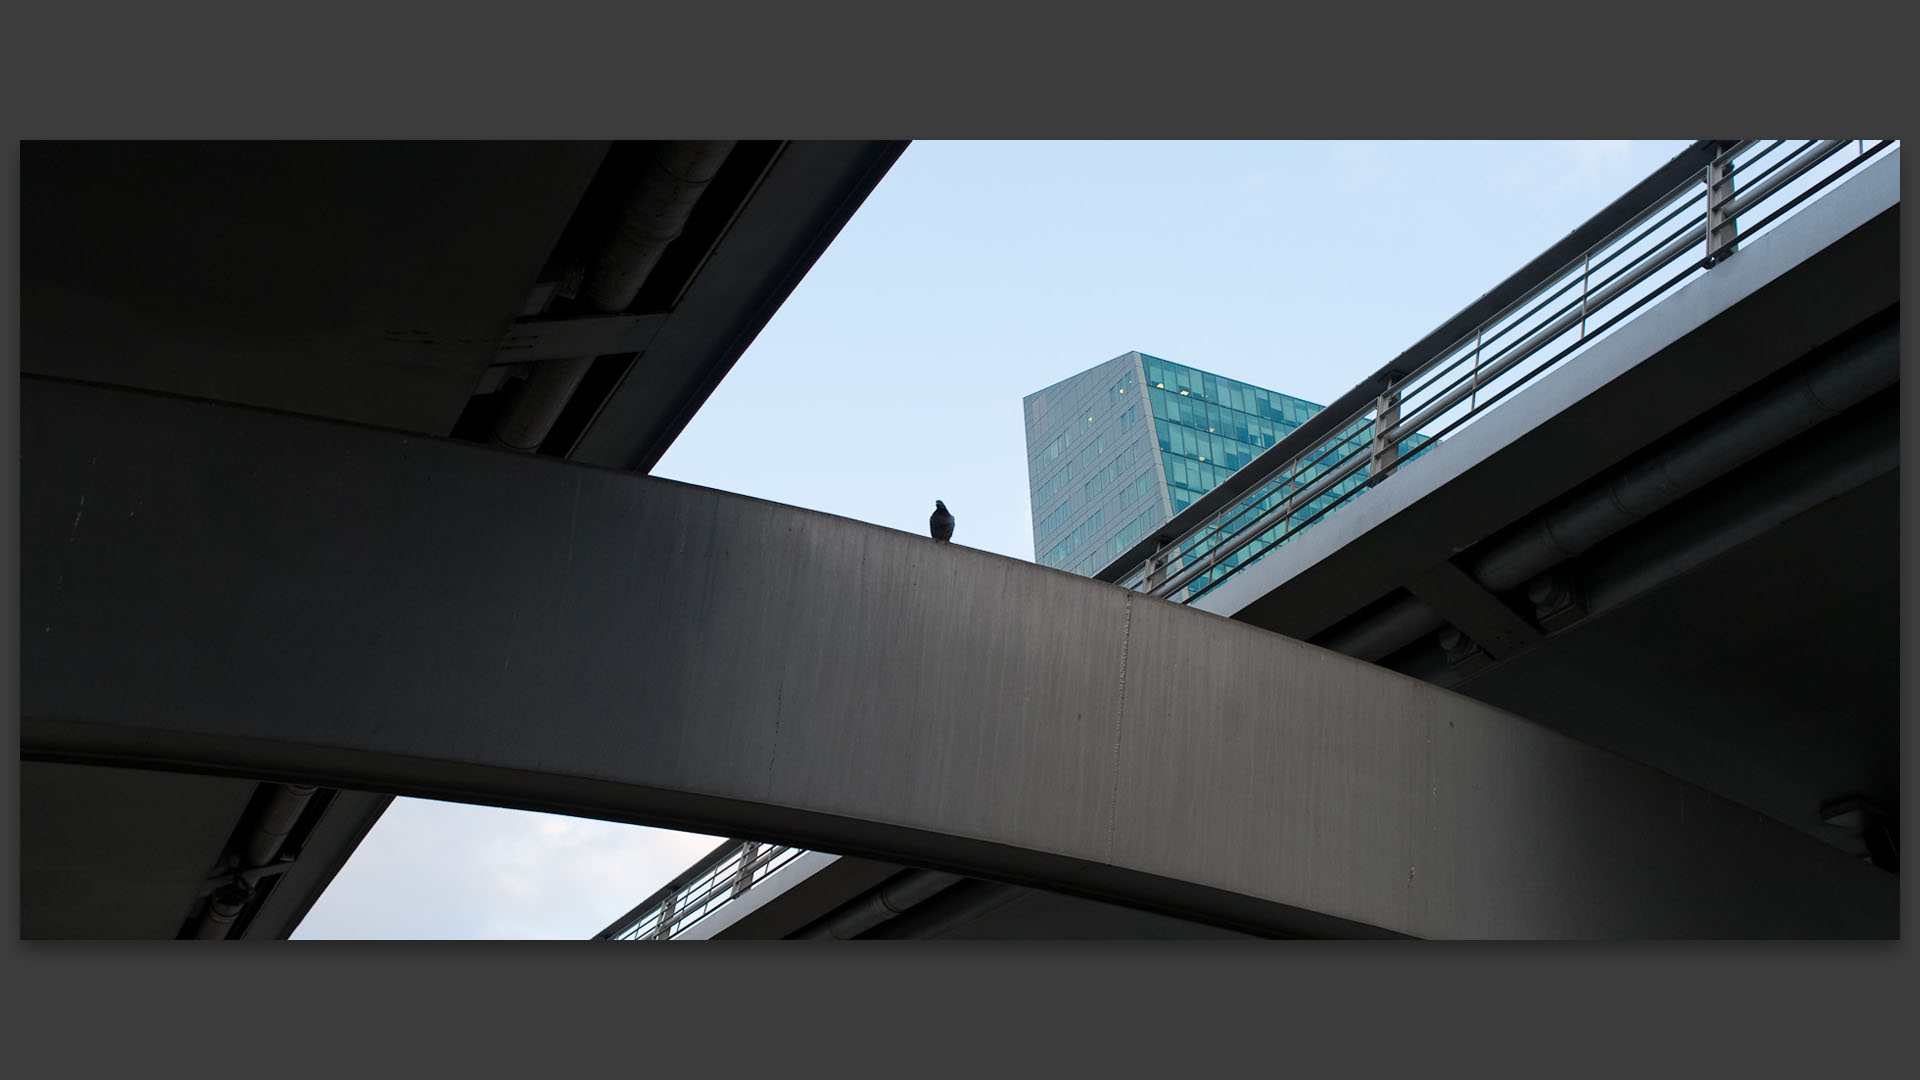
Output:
[{"xmin": 293, "ymin": 798, "xmax": 725, "ymax": 940}]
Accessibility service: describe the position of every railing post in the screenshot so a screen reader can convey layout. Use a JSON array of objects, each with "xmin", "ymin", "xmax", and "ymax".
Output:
[
  {"xmin": 1145, "ymin": 542, "xmax": 1167, "ymax": 591},
  {"xmin": 653, "ymin": 892, "xmax": 677, "ymax": 940},
  {"xmin": 1706, "ymin": 146, "xmax": 1738, "ymax": 264},
  {"xmin": 1471, "ymin": 329, "xmax": 1482, "ymax": 410},
  {"xmin": 1580, "ymin": 256, "xmax": 1590, "ymax": 339},
  {"xmin": 1369, "ymin": 383, "xmax": 1401, "ymax": 485},
  {"xmin": 732, "ymin": 841, "xmax": 759, "ymax": 898},
  {"xmin": 1206, "ymin": 505, "xmax": 1227, "ymax": 566}
]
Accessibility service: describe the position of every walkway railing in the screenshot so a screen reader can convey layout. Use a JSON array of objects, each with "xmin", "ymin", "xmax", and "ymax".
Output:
[
  {"xmin": 1113, "ymin": 139, "xmax": 1897, "ymax": 604},
  {"xmin": 598, "ymin": 839, "xmax": 806, "ymax": 940},
  {"xmin": 602, "ymin": 141, "xmax": 1897, "ymax": 941}
]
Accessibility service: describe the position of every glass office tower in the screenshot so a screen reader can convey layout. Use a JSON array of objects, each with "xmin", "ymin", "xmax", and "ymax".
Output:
[{"xmin": 1023, "ymin": 351, "xmax": 1335, "ymax": 575}]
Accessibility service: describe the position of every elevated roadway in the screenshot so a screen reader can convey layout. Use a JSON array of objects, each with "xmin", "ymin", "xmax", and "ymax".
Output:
[
  {"xmin": 24, "ymin": 375, "xmax": 1894, "ymax": 938},
  {"xmin": 19, "ymin": 139, "xmax": 907, "ymax": 938},
  {"xmin": 610, "ymin": 141, "xmax": 1901, "ymax": 939},
  {"xmin": 1201, "ymin": 147, "xmax": 1900, "ymax": 868},
  {"xmin": 21, "ymin": 140, "xmax": 1897, "ymax": 940}
]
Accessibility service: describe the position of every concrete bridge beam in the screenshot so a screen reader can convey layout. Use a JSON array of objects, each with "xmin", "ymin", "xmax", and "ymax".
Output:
[{"xmin": 22, "ymin": 378, "xmax": 1895, "ymax": 938}]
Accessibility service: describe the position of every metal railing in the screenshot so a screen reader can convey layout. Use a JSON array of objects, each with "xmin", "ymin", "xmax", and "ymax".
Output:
[
  {"xmin": 1114, "ymin": 139, "xmax": 1896, "ymax": 604},
  {"xmin": 600, "ymin": 839, "xmax": 806, "ymax": 941},
  {"xmin": 600, "ymin": 140, "xmax": 1896, "ymax": 942}
]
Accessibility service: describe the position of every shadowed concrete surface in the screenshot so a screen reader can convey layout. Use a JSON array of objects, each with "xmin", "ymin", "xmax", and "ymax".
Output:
[
  {"xmin": 18, "ymin": 139, "xmax": 909, "ymax": 938},
  {"xmin": 23, "ymin": 378, "xmax": 1894, "ymax": 938},
  {"xmin": 1177, "ymin": 150, "xmax": 1900, "ymax": 871},
  {"xmin": 611, "ymin": 144, "xmax": 1900, "ymax": 940}
]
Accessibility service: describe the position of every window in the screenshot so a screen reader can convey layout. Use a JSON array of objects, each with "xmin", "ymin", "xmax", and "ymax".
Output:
[
  {"xmin": 1037, "ymin": 500, "xmax": 1073, "ymax": 539},
  {"xmin": 1035, "ymin": 431, "xmax": 1070, "ymax": 468},
  {"xmin": 1117, "ymin": 470, "xmax": 1156, "ymax": 508},
  {"xmin": 1033, "ymin": 458, "xmax": 1076, "ymax": 508}
]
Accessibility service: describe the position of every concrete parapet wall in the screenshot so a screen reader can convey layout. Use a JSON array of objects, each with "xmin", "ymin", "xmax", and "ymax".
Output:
[{"xmin": 22, "ymin": 378, "xmax": 1895, "ymax": 937}]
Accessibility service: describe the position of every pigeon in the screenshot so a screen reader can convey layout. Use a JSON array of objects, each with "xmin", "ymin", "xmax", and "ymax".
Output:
[{"xmin": 929, "ymin": 500, "xmax": 954, "ymax": 542}]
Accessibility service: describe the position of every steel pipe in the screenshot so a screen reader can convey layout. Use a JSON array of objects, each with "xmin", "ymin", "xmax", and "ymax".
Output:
[
  {"xmin": 187, "ymin": 781, "xmax": 319, "ymax": 939},
  {"xmin": 1468, "ymin": 318, "xmax": 1896, "ymax": 591},
  {"xmin": 491, "ymin": 356, "xmax": 596, "ymax": 452},
  {"xmin": 793, "ymin": 869, "xmax": 967, "ymax": 940},
  {"xmin": 490, "ymin": 140, "xmax": 737, "ymax": 453},
  {"xmin": 243, "ymin": 782, "xmax": 318, "ymax": 868},
  {"xmin": 580, "ymin": 141, "xmax": 738, "ymax": 314},
  {"xmin": 1320, "ymin": 316, "xmax": 1897, "ymax": 663}
]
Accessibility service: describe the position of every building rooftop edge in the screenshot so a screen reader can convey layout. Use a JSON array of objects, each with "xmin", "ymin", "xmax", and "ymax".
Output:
[{"xmin": 1023, "ymin": 350, "xmax": 1327, "ymax": 411}]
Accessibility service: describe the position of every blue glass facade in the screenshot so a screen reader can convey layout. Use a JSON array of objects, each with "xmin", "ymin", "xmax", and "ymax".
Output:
[
  {"xmin": 1137, "ymin": 354, "xmax": 1323, "ymax": 514},
  {"xmin": 1026, "ymin": 352, "xmax": 1434, "ymax": 585},
  {"xmin": 1024, "ymin": 352, "xmax": 1330, "ymax": 575}
]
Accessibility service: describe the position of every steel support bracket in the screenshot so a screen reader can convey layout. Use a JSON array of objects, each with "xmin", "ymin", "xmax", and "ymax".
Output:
[
  {"xmin": 491, "ymin": 312, "xmax": 669, "ymax": 366},
  {"xmin": 1706, "ymin": 147, "xmax": 1740, "ymax": 265},
  {"xmin": 1406, "ymin": 560, "xmax": 1544, "ymax": 662}
]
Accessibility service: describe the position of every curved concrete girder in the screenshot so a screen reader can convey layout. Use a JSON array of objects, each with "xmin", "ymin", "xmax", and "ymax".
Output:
[{"xmin": 22, "ymin": 379, "xmax": 1893, "ymax": 938}]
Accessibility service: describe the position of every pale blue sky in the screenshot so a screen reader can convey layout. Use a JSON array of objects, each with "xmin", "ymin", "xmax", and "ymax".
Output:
[{"xmin": 293, "ymin": 139, "xmax": 1697, "ymax": 939}]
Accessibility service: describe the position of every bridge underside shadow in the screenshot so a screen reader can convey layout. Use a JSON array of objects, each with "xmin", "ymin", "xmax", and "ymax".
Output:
[
  {"xmin": 1183, "ymin": 150, "xmax": 1900, "ymax": 874},
  {"xmin": 22, "ymin": 378, "xmax": 1895, "ymax": 938}
]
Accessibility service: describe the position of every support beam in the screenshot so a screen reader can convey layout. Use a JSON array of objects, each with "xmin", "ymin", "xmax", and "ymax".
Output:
[
  {"xmin": 1405, "ymin": 560, "xmax": 1544, "ymax": 661},
  {"xmin": 22, "ymin": 379, "xmax": 1894, "ymax": 938},
  {"xmin": 491, "ymin": 313, "xmax": 668, "ymax": 366}
]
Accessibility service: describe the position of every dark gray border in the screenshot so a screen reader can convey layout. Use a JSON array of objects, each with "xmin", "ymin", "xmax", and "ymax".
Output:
[{"xmin": 3, "ymin": 4, "xmax": 1912, "ymax": 1075}]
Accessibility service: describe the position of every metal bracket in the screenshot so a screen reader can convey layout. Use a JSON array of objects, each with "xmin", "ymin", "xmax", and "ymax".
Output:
[
  {"xmin": 1527, "ymin": 571, "xmax": 1587, "ymax": 633},
  {"xmin": 1369, "ymin": 386, "xmax": 1402, "ymax": 484},
  {"xmin": 653, "ymin": 892, "xmax": 678, "ymax": 939},
  {"xmin": 198, "ymin": 856, "xmax": 296, "ymax": 896},
  {"xmin": 732, "ymin": 841, "xmax": 761, "ymax": 898},
  {"xmin": 490, "ymin": 312, "xmax": 669, "ymax": 366},
  {"xmin": 1437, "ymin": 626, "xmax": 1495, "ymax": 677},
  {"xmin": 1406, "ymin": 560, "xmax": 1543, "ymax": 662},
  {"xmin": 1145, "ymin": 537, "xmax": 1172, "ymax": 591},
  {"xmin": 1706, "ymin": 147, "xmax": 1740, "ymax": 265}
]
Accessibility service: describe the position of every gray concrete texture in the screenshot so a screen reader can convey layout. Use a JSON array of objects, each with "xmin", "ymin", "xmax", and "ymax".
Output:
[
  {"xmin": 20, "ymin": 142, "xmax": 610, "ymax": 435},
  {"xmin": 22, "ymin": 378, "xmax": 1894, "ymax": 937},
  {"xmin": 20, "ymin": 762, "xmax": 259, "ymax": 938}
]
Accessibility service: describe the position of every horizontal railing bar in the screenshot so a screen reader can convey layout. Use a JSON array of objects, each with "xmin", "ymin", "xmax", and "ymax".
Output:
[
  {"xmin": 1718, "ymin": 140, "xmax": 1849, "ymax": 220},
  {"xmin": 1709, "ymin": 140, "xmax": 1891, "ymax": 263},
  {"xmin": 595, "ymin": 837, "xmax": 748, "ymax": 939},
  {"xmin": 1383, "ymin": 295, "xmax": 1587, "ymax": 447},
  {"xmin": 1150, "ymin": 431, "xmax": 1374, "ymax": 598},
  {"xmin": 1381, "ymin": 217, "xmax": 1705, "ymax": 449},
  {"xmin": 1719, "ymin": 139, "xmax": 1789, "ymax": 188},
  {"xmin": 1576, "ymin": 184, "xmax": 1709, "ymax": 288},
  {"xmin": 1187, "ymin": 431, "xmax": 1368, "ymax": 562},
  {"xmin": 1114, "ymin": 138, "xmax": 1893, "ymax": 604},
  {"xmin": 1578, "ymin": 207, "xmax": 1710, "ymax": 304},
  {"xmin": 1092, "ymin": 141, "xmax": 1729, "ymax": 584},
  {"xmin": 598, "ymin": 837, "xmax": 810, "ymax": 940},
  {"xmin": 1173, "ymin": 420, "xmax": 1371, "ymax": 561},
  {"xmin": 1169, "ymin": 167, "xmax": 1724, "ymax": 572},
  {"xmin": 1421, "ymin": 157, "xmax": 1719, "ymax": 385},
  {"xmin": 1180, "ymin": 480, "xmax": 1378, "ymax": 601},
  {"xmin": 1419, "ymin": 162, "xmax": 1720, "ymax": 403}
]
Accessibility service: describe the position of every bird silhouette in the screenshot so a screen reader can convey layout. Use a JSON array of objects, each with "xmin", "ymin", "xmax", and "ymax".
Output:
[{"xmin": 929, "ymin": 500, "xmax": 954, "ymax": 542}]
